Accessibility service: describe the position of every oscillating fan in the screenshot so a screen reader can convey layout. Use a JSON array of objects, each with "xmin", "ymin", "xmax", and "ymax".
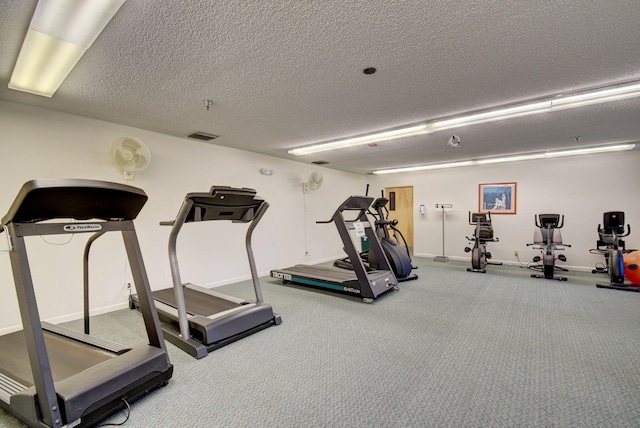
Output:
[
  {"xmin": 111, "ymin": 137, "xmax": 151, "ymax": 180},
  {"xmin": 303, "ymin": 171, "xmax": 323, "ymax": 193}
]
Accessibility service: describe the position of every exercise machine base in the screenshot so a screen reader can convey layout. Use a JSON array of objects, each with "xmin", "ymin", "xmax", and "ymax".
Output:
[
  {"xmin": 161, "ymin": 315, "xmax": 282, "ymax": 359},
  {"xmin": 531, "ymin": 273, "xmax": 568, "ymax": 281},
  {"xmin": 596, "ymin": 282, "xmax": 640, "ymax": 292},
  {"xmin": 399, "ymin": 273, "xmax": 419, "ymax": 282},
  {"xmin": 272, "ymin": 265, "xmax": 398, "ymax": 303},
  {"xmin": 333, "ymin": 257, "xmax": 418, "ymax": 282},
  {"xmin": 467, "ymin": 261, "xmax": 502, "ymax": 274}
]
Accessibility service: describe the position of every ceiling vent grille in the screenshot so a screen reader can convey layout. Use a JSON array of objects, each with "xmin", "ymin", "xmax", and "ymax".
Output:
[{"xmin": 187, "ymin": 131, "xmax": 219, "ymax": 141}]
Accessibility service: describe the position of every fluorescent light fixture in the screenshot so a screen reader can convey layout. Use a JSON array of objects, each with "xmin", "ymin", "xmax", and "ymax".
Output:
[
  {"xmin": 427, "ymin": 101, "xmax": 551, "ymax": 131},
  {"xmin": 288, "ymin": 79, "xmax": 640, "ymax": 156},
  {"xmin": 550, "ymin": 82, "xmax": 640, "ymax": 110},
  {"xmin": 543, "ymin": 143, "xmax": 635, "ymax": 158},
  {"xmin": 372, "ymin": 143, "xmax": 636, "ymax": 174},
  {"xmin": 9, "ymin": 0, "xmax": 126, "ymax": 97},
  {"xmin": 373, "ymin": 160, "xmax": 473, "ymax": 175},
  {"xmin": 475, "ymin": 153, "xmax": 546, "ymax": 165},
  {"xmin": 288, "ymin": 124, "xmax": 429, "ymax": 156},
  {"xmin": 428, "ymin": 81, "xmax": 640, "ymax": 132}
]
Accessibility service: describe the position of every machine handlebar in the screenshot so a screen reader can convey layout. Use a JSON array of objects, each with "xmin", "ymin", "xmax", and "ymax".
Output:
[{"xmin": 597, "ymin": 223, "xmax": 631, "ymax": 238}]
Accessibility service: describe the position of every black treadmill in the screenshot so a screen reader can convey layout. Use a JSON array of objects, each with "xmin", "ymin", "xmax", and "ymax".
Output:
[
  {"xmin": 271, "ymin": 195, "xmax": 399, "ymax": 303},
  {"xmin": 0, "ymin": 179, "xmax": 173, "ymax": 428},
  {"xmin": 130, "ymin": 186, "xmax": 281, "ymax": 359}
]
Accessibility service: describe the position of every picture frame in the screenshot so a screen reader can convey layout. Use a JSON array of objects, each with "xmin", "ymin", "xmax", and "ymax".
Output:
[{"xmin": 479, "ymin": 182, "xmax": 517, "ymax": 214}]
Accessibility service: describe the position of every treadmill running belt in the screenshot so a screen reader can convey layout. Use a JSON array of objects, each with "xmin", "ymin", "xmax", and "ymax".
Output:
[
  {"xmin": 153, "ymin": 287, "xmax": 239, "ymax": 316},
  {"xmin": 0, "ymin": 330, "xmax": 113, "ymax": 387}
]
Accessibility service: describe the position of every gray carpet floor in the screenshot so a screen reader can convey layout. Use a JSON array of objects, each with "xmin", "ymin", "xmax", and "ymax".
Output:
[{"xmin": 2, "ymin": 257, "xmax": 639, "ymax": 427}]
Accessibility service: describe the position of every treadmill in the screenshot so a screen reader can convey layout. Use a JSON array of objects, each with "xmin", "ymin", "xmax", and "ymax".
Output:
[
  {"xmin": 271, "ymin": 195, "xmax": 399, "ymax": 303},
  {"xmin": 130, "ymin": 186, "xmax": 281, "ymax": 359},
  {"xmin": 0, "ymin": 179, "xmax": 173, "ymax": 428}
]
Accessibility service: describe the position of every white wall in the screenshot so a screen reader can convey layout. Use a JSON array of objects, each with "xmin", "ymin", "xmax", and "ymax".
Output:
[
  {"xmin": 0, "ymin": 101, "xmax": 367, "ymax": 331},
  {"xmin": 2, "ymin": 100, "xmax": 639, "ymax": 332},
  {"xmin": 372, "ymin": 150, "xmax": 640, "ymax": 270}
]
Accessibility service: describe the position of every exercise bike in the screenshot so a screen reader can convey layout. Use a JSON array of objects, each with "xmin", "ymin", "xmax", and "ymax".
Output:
[
  {"xmin": 591, "ymin": 211, "xmax": 638, "ymax": 291},
  {"xmin": 464, "ymin": 211, "xmax": 501, "ymax": 273},
  {"xmin": 334, "ymin": 194, "xmax": 418, "ymax": 282},
  {"xmin": 527, "ymin": 214, "xmax": 571, "ymax": 281}
]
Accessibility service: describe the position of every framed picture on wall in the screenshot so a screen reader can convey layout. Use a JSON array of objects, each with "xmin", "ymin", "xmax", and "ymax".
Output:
[{"xmin": 479, "ymin": 182, "xmax": 517, "ymax": 214}]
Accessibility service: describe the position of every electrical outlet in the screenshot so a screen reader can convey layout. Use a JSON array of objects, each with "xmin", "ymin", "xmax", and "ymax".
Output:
[{"xmin": 514, "ymin": 250, "xmax": 518, "ymax": 257}]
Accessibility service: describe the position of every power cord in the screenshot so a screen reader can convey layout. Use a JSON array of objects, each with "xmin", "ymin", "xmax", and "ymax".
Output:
[
  {"xmin": 96, "ymin": 397, "xmax": 131, "ymax": 427},
  {"xmin": 515, "ymin": 252, "xmax": 540, "ymax": 271}
]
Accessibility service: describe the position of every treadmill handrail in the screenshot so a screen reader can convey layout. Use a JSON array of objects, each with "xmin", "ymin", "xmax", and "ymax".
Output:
[
  {"xmin": 245, "ymin": 200, "xmax": 269, "ymax": 303},
  {"xmin": 167, "ymin": 198, "xmax": 193, "ymax": 340},
  {"xmin": 83, "ymin": 231, "xmax": 106, "ymax": 334},
  {"xmin": 316, "ymin": 195, "xmax": 374, "ymax": 224}
]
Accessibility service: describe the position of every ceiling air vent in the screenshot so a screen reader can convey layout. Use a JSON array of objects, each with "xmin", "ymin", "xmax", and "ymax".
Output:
[
  {"xmin": 187, "ymin": 131, "xmax": 219, "ymax": 141},
  {"xmin": 312, "ymin": 160, "xmax": 330, "ymax": 165}
]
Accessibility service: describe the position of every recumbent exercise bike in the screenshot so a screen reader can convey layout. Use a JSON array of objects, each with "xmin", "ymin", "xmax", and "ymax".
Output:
[
  {"xmin": 527, "ymin": 213, "xmax": 571, "ymax": 281},
  {"xmin": 464, "ymin": 211, "xmax": 501, "ymax": 273},
  {"xmin": 591, "ymin": 211, "xmax": 638, "ymax": 292}
]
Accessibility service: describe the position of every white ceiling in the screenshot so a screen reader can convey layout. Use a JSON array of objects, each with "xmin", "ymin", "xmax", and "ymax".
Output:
[{"xmin": 1, "ymin": 1, "xmax": 639, "ymax": 174}]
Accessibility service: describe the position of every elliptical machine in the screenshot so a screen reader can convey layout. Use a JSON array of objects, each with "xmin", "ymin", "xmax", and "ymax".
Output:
[
  {"xmin": 592, "ymin": 211, "xmax": 638, "ymax": 291},
  {"xmin": 464, "ymin": 211, "xmax": 501, "ymax": 273},
  {"xmin": 334, "ymin": 190, "xmax": 417, "ymax": 282},
  {"xmin": 527, "ymin": 214, "xmax": 571, "ymax": 281},
  {"xmin": 366, "ymin": 196, "xmax": 417, "ymax": 280}
]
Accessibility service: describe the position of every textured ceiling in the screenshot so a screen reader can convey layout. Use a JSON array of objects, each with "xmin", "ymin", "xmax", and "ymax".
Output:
[{"xmin": 1, "ymin": 1, "xmax": 639, "ymax": 174}]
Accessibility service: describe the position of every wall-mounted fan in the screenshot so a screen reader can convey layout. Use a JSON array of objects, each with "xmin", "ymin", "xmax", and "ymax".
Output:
[
  {"xmin": 111, "ymin": 137, "xmax": 151, "ymax": 180},
  {"xmin": 303, "ymin": 171, "xmax": 323, "ymax": 193}
]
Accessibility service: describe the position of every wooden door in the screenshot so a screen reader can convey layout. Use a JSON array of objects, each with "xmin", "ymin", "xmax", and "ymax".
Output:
[{"xmin": 384, "ymin": 186, "xmax": 414, "ymax": 253}]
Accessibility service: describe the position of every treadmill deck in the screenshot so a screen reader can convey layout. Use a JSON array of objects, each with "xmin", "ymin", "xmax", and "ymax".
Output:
[
  {"xmin": 152, "ymin": 286, "xmax": 240, "ymax": 316},
  {"xmin": 271, "ymin": 264, "xmax": 397, "ymax": 300}
]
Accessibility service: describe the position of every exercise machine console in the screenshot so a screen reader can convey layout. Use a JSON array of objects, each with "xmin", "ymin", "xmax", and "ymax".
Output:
[
  {"xmin": 0, "ymin": 179, "xmax": 173, "ymax": 428},
  {"xmin": 271, "ymin": 195, "xmax": 398, "ymax": 303},
  {"xmin": 130, "ymin": 186, "xmax": 281, "ymax": 359},
  {"xmin": 527, "ymin": 213, "xmax": 571, "ymax": 281},
  {"xmin": 464, "ymin": 211, "xmax": 501, "ymax": 273}
]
